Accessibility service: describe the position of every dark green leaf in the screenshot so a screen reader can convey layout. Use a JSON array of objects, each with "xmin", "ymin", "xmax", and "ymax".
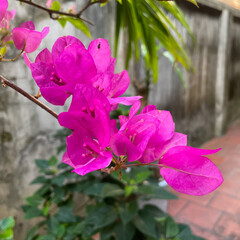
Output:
[
  {"xmin": 51, "ymin": 175, "xmax": 65, "ymax": 187},
  {"xmin": 0, "ymin": 217, "xmax": 15, "ymax": 231},
  {"xmin": 118, "ymin": 201, "xmax": 138, "ymax": 224},
  {"xmin": 134, "ymin": 212, "xmax": 156, "ymax": 238},
  {"xmin": 55, "ymin": 207, "xmax": 76, "ymax": 223},
  {"xmin": 24, "ymin": 207, "xmax": 43, "ymax": 220},
  {"xmin": 85, "ymin": 205, "xmax": 117, "ymax": 230},
  {"xmin": 36, "ymin": 235, "xmax": 56, "ymax": 240},
  {"xmin": 139, "ymin": 185, "xmax": 177, "ymax": 200},
  {"xmin": 25, "ymin": 195, "xmax": 43, "ymax": 207},
  {"xmin": 166, "ymin": 216, "xmax": 179, "ymax": 238},
  {"xmin": 114, "ymin": 221, "xmax": 135, "ymax": 240},
  {"xmin": 84, "ymin": 183, "xmax": 124, "ymax": 198},
  {"xmin": 35, "ymin": 159, "xmax": 49, "ymax": 170},
  {"xmin": 48, "ymin": 156, "xmax": 58, "ymax": 166},
  {"xmin": 31, "ymin": 176, "xmax": 49, "ymax": 185}
]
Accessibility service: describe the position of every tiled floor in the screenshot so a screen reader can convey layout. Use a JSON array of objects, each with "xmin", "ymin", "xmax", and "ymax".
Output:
[{"xmin": 167, "ymin": 120, "xmax": 240, "ymax": 240}]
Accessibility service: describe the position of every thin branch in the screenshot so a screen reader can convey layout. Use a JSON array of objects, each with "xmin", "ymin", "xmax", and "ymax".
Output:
[
  {"xmin": 0, "ymin": 75, "xmax": 58, "ymax": 119},
  {"xmin": 17, "ymin": 0, "xmax": 94, "ymax": 25}
]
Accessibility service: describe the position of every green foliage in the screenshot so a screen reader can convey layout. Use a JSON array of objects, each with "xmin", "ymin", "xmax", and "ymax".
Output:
[
  {"xmin": 0, "ymin": 217, "xmax": 15, "ymax": 240},
  {"xmin": 22, "ymin": 131, "xmax": 205, "ymax": 240},
  {"xmin": 115, "ymin": 0, "xmax": 195, "ymax": 83}
]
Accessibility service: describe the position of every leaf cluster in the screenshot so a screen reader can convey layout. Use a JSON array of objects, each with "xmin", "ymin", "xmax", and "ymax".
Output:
[
  {"xmin": 0, "ymin": 217, "xmax": 15, "ymax": 240},
  {"xmin": 115, "ymin": 0, "xmax": 195, "ymax": 83},
  {"xmin": 22, "ymin": 130, "xmax": 205, "ymax": 240}
]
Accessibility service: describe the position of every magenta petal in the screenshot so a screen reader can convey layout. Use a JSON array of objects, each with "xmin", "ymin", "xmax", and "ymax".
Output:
[
  {"xmin": 110, "ymin": 71, "xmax": 130, "ymax": 98},
  {"xmin": 52, "ymin": 36, "xmax": 84, "ymax": 62},
  {"xmin": 54, "ymin": 44, "xmax": 97, "ymax": 84},
  {"xmin": 35, "ymin": 48, "xmax": 52, "ymax": 64},
  {"xmin": 163, "ymin": 146, "xmax": 221, "ymax": 159},
  {"xmin": 40, "ymin": 87, "xmax": 70, "ymax": 105},
  {"xmin": 24, "ymin": 31, "xmax": 43, "ymax": 53},
  {"xmin": 0, "ymin": 0, "xmax": 8, "ymax": 22},
  {"xmin": 12, "ymin": 27, "xmax": 29, "ymax": 50},
  {"xmin": 88, "ymin": 38, "xmax": 111, "ymax": 73},
  {"xmin": 141, "ymin": 105, "xmax": 157, "ymax": 114},
  {"xmin": 41, "ymin": 27, "xmax": 49, "ymax": 38},
  {"xmin": 110, "ymin": 133, "xmax": 142, "ymax": 162},
  {"xmin": 19, "ymin": 21, "xmax": 35, "ymax": 30},
  {"xmin": 62, "ymin": 152, "xmax": 75, "ymax": 168},
  {"xmin": 159, "ymin": 146, "xmax": 223, "ymax": 195},
  {"xmin": 109, "ymin": 96, "xmax": 142, "ymax": 106},
  {"xmin": 129, "ymin": 100, "xmax": 141, "ymax": 118},
  {"xmin": 119, "ymin": 115, "xmax": 129, "ymax": 128},
  {"xmin": 73, "ymin": 154, "xmax": 112, "ymax": 176},
  {"xmin": 155, "ymin": 133, "xmax": 187, "ymax": 159},
  {"xmin": 110, "ymin": 119, "xmax": 118, "ymax": 136},
  {"xmin": 23, "ymin": 53, "xmax": 31, "ymax": 68}
]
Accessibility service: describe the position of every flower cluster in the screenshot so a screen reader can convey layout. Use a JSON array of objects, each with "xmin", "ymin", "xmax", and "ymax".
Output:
[
  {"xmin": 0, "ymin": 0, "xmax": 49, "ymax": 53},
  {"xmin": 26, "ymin": 36, "xmax": 223, "ymax": 196}
]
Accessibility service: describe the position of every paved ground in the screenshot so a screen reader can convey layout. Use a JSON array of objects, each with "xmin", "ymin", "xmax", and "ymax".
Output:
[{"xmin": 167, "ymin": 120, "xmax": 240, "ymax": 240}]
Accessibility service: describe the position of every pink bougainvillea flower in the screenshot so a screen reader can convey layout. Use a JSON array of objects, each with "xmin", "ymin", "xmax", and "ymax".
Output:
[
  {"xmin": 12, "ymin": 21, "xmax": 49, "ymax": 53},
  {"xmin": 62, "ymin": 131, "xmax": 112, "ymax": 176},
  {"xmin": 110, "ymin": 114, "xmax": 159, "ymax": 162},
  {"xmin": 159, "ymin": 146, "xmax": 223, "ymax": 196},
  {"xmin": 0, "ymin": 0, "xmax": 8, "ymax": 23},
  {"xmin": 58, "ymin": 84, "xmax": 112, "ymax": 148},
  {"xmin": 0, "ymin": 9, "xmax": 15, "ymax": 30},
  {"xmin": 28, "ymin": 36, "xmax": 138, "ymax": 106},
  {"xmin": 46, "ymin": 0, "xmax": 54, "ymax": 8},
  {"xmin": 28, "ymin": 36, "xmax": 96, "ymax": 105}
]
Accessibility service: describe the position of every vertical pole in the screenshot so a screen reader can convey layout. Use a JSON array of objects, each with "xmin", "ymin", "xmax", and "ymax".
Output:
[{"xmin": 215, "ymin": 9, "xmax": 231, "ymax": 136}]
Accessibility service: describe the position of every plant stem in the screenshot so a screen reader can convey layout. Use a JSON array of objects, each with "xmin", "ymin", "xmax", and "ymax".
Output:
[
  {"xmin": 0, "ymin": 75, "xmax": 58, "ymax": 119},
  {"xmin": 17, "ymin": 0, "xmax": 99, "ymax": 25}
]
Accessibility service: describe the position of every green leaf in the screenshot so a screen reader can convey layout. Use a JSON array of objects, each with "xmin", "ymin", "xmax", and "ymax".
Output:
[
  {"xmin": 0, "ymin": 229, "xmax": 13, "ymax": 240},
  {"xmin": 118, "ymin": 201, "xmax": 138, "ymax": 224},
  {"xmin": 84, "ymin": 183, "xmax": 124, "ymax": 198},
  {"xmin": 85, "ymin": 205, "xmax": 117, "ymax": 230},
  {"xmin": 0, "ymin": 46, "xmax": 7, "ymax": 57},
  {"xmin": 31, "ymin": 176, "xmax": 49, "ymax": 185},
  {"xmin": 50, "ymin": 1, "xmax": 61, "ymax": 11},
  {"xmin": 24, "ymin": 207, "xmax": 43, "ymax": 220},
  {"xmin": 51, "ymin": 175, "xmax": 65, "ymax": 187},
  {"xmin": 66, "ymin": 18, "xmax": 91, "ymax": 38},
  {"xmin": 48, "ymin": 156, "xmax": 58, "ymax": 166},
  {"xmin": 55, "ymin": 207, "xmax": 77, "ymax": 223},
  {"xmin": 134, "ymin": 170, "xmax": 152, "ymax": 184},
  {"xmin": 0, "ymin": 217, "xmax": 14, "ymax": 232},
  {"xmin": 185, "ymin": 0, "xmax": 199, "ymax": 7},
  {"xmin": 36, "ymin": 235, "xmax": 56, "ymax": 240},
  {"xmin": 46, "ymin": 217, "xmax": 59, "ymax": 235},
  {"xmin": 133, "ymin": 210, "xmax": 157, "ymax": 238},
  {"xmin": 166, "ymin": 216, "xmax": 179, "ymax": 238},
  {"xmin": 25, "ymin": 195, "xmax": 43, "ymax": 207},
  {"xmin": 35, "ymin": 159, "xmax": 49, "ymax": 170},
  {"xmin": 56, "ymin": 225, "xmax": 66, "ymax": 238},
  {"xmin": 114, "ymin": 221, "xmax": 135, "ymax": 240},
  {"xmin": 138, "ymin": 185, "xmax": 177, "ymax": 200}
]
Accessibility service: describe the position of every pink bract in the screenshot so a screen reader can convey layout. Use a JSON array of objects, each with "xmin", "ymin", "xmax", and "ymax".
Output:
[
  {"xmin": 63, "ymin": 131, "xmax": 112, "ymax": 176},
  {"xmin": 159, "ymin": 146, "xmax": 223, "ymax": 196},
  {"xmin": 0, "ymin": 0, "xmax": 8, "ymax": 23},
  {"xmin": 12, "ymin": 21, "xmax": 49, "ymax": 53}
]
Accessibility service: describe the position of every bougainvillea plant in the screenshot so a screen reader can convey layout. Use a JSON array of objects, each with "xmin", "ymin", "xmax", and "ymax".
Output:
[{"xmin": 0, "ymin": 0, "xmax": 223, "ymax": 199}]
